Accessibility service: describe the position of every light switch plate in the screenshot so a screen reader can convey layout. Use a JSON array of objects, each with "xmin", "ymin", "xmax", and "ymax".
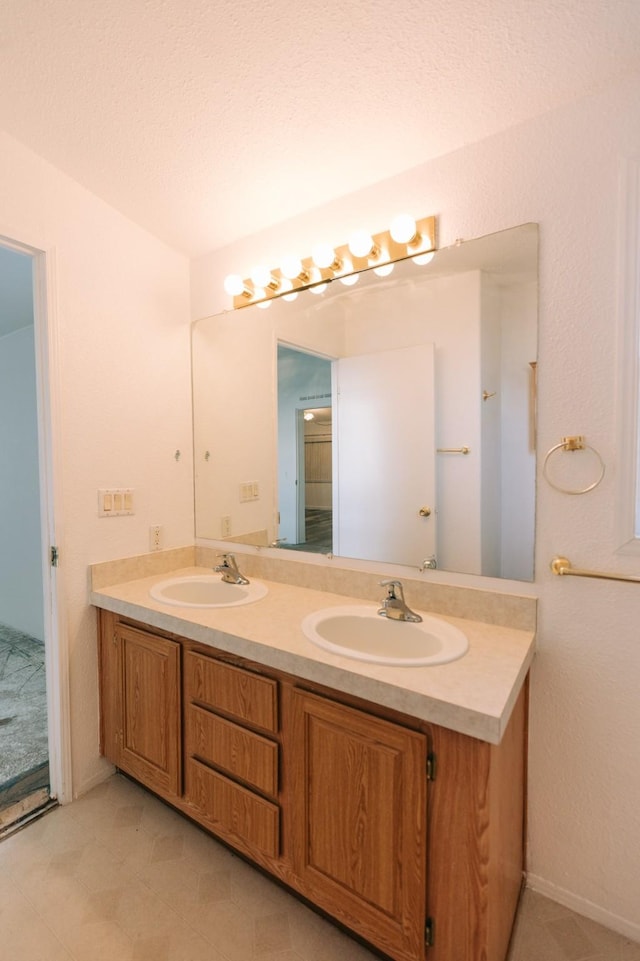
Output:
[{"xmin": 98, "ymin": 488, "xmax": 134, "ymax": 517}]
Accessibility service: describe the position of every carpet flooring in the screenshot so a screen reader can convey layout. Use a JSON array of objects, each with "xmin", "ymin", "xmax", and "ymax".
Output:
[{"xmin": 0, "ymin": 623, "xmax": 49, "ymax": 803}]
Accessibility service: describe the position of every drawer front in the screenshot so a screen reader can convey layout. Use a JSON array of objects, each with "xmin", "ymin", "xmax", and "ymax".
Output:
[
  {"xmin": 185, "ymin": 651, "xmax": 278, "ymax": 732},
  {"xmin": 186, "ymin": 704, "xmax": 278, "ymax": 797},
  {"xmin": 185, "ymin": 758, "xmax": 280, "ymax": 860}
]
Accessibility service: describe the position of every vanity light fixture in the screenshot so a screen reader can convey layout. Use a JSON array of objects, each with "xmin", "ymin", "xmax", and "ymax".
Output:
[
  {"xmin": 412, "ymin": 251, "xmax": 435, "ymax": 266},
  {"xmin": 250, "ymin": 265, "xmax": 280, "ymax": 291},
  {"xmin": 223, "ymin": 274, "xmax": 252, "ymax": 298},
  {"xmin": 348, "ymin": 229, "xmax": 379, "ymax": 260},
  {"xmin": 281, "ymin": 256, "xmax": 311, "ymax": 283},
  {"xmin": 373, "ymin": 262, "xmax": 395, "ymax": 277},
  {"xmin": 311, "ymin": 242, "xmax": 342, "ymax": 272},
  {"xmin": 390, "ymin": 214, "xmax": 421, "ymax": 246},
  {"xmin": 223, "ymin": 213, "xmax": 437, "ymax": 309}
]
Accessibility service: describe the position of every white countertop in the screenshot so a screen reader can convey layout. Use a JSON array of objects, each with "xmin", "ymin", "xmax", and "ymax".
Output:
[{"xmin": 91, "ymin": 566, "xmax": 535, "ymax": 744}]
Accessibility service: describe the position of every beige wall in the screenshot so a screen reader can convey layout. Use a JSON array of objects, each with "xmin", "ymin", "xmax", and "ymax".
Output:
[
  {"xmin": 191, "ymin": 75, "xmax": 640, "ymax": 938},
  {"xmin": 0, "ymin": 130, "xmax": 193, "ymax": 797}
]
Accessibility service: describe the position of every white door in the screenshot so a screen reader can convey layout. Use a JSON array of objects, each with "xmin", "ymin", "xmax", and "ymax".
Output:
[{"xmin": 334, "ymin": 344, "xmax": 436, "ymax": 566}]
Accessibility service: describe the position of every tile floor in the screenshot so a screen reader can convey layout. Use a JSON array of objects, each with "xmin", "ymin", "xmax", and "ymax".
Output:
[{"xmin": 0, "ymin": 773, "xmax": 638, "ymax": 961}]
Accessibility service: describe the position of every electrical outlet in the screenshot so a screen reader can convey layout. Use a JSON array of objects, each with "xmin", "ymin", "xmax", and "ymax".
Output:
[
  {"xmin": 149, "ymin": 525, "xmax": 163, "ymax": 551},
  {"xmin": 221, "ymin": 515, "xmax": 232, "ymax": 538}
]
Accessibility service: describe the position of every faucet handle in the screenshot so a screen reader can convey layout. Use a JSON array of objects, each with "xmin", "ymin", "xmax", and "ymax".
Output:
[
  {"xmin": 216, "ymin": 552, "xmax": 236, "ymax": 565},
  {"xmin": 379, "ymin": 578, "xmax": 404, "ymax": 600}
]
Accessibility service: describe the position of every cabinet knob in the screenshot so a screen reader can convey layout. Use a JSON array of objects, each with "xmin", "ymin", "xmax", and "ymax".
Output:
[{"xmin": 419, "ymin": 507, "xmax": 432, "ymax": 517}]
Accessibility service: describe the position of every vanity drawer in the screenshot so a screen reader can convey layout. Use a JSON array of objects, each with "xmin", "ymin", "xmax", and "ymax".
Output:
[
  {"xmin": 186, "ymin": 703, "xmax": 279, "ymax": 798},
  {"xmin": 185, "ymin": 651, "xmax": 278, "ymax": 733},
  {"xmin": 185, "ymin": 757, "xmax": 280, "ymax": 859}
]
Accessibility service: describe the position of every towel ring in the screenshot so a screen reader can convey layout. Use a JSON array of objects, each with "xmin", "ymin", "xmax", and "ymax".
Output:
[{"xmin": 542, "ymin": 436, "xmax": 605, "ymax": 494}]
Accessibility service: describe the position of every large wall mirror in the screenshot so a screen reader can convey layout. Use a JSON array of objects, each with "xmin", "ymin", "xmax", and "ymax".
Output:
[{"xmin": 192, "ymin": 222, "xmax": 538, "ymax": 581}]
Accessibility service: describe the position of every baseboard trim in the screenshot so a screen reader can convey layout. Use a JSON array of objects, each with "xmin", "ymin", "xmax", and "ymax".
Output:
[{"xmin": 526, "ymin": 874, "xmax": 640, "ymax": 943}]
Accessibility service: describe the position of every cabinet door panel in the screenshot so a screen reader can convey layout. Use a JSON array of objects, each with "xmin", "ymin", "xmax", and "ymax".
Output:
[
  {"xmin": 119, "ymin": 624, "xmax": 181, "ymax": 796},
  {"xmin": 291, "ymin": 689, "xmax": 427, "ymax": 961}
]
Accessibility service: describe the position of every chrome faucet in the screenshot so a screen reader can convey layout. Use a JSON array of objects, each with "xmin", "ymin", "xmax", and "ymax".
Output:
[
  {"xmin": 377, "ymin": 579, "xmax": 423, "ymax": 623},
  {"xmin": 214, "ymin": 553, "xmax": 249, "ymax": 585}
]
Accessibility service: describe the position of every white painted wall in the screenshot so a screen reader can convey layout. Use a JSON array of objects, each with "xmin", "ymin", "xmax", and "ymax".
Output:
[
  {"xmin": 0, "ymin": 325, "xmax": 44, "ymax": 639},
  {"xmin": 0, "ymin": 130, "xmax": 193, "ymax": 798},
  {"xmin": 191, "ymin": 74, "xmax": 640, "ymax": 938}
]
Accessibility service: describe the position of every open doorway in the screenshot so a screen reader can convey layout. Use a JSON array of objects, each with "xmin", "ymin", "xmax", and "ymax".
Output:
[
  {"xmin": 299, "ymin": 406, "xmax": 333, "ymax": 552},
  {"xmin": 0, "ymin": 243, "xmax": 51, "ymax": 826},
  {"xmin": 277, "ymin": 344, "xmax": 333, "ymax": 552}
]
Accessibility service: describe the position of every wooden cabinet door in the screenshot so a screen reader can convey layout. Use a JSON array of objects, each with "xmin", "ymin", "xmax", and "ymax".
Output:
[
  {"xmin": 118, "ymin": 623, "xmax": 181, "ymax": 796},
  {"xmin": 290, "ymin": 689, "xmax": 427, "ymax": 961}
]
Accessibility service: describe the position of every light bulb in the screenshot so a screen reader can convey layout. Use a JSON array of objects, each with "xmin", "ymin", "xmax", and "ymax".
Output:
[
  {"xmin": 281, "ymin": 255, "xmax": 304, "ymax": 280},
  {"xmin": 256, "ymin": 298, "xmax": 272, "ymax": 309},
  {"xmin": 311, "ymin": 243, "xmax": 337, "ymax": 270},
  {"xmin": 309, "ymin": 282, "xmax": 328, "ymax": 295},
  {"xmin": 223, "ymin": 274, "xmax": 246, "ymax": 296},
  {"xmin": 340, "ymin": 273, "xmax": 359, "ymax": 286},
  {"xmin": 412, "ymin": 251, "xmax": 435, "ymax": 266},
  {"xmin": 348, "ymin": 229, "xmax": 376, "ymax": 259},
  {"xmin": 280, "ymin": 278, "xmax": 298, "ymax": 301},
  {"xmin": 250, "ymin": 265, "xmax": 274, "ymax": 288},
  {"xmin": 373, "ymin": 263, "xmax": 395, "ymax": 277},
  {"xmin": 303, "ymin": 411, "xmax": 315, "ymax": 421},
  {"xmin": 390, "ymin": 214, "xmax": 419, "ymax": 245}
]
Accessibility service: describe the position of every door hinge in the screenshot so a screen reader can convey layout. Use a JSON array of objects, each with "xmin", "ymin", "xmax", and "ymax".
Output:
[
  {"xmin": 425, "ymin": 917, "xmax": 435, "ymax": 948},
  {"xmin": 50, "ymin": 545, "xmax": 59, "ymax": 567},
  {"xmin": 427, "ymin": 752, "xmax": 437, "ymax": 781}
]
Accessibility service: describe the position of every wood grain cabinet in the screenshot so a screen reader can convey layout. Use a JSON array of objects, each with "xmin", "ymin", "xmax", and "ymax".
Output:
[
  {"xmin": 289, "ymin": 689, "xmax": 427, "ymax": 961},
  {"xmin": 98, "ymin": 614, "xmax": 181, "ymax": 797},
  {"xmin": 97, "ymin": 610, "xmax": 526, "ymax": 961},
  {"xmin": 183, "ymin": 650, "xmax": 281, "ymax": 863}
]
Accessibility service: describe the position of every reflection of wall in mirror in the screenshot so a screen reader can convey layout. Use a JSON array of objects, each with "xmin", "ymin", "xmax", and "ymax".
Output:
[
  {"xmin": 193, "ymin": 310, "xmax": 276, "ymax": 543},
  {"xmin": 500, "ymin": 282, "xmax": 537, "ymax": 580}
]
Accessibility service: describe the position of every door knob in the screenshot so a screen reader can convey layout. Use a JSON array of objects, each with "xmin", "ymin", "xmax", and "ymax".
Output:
[{"xmin": 419, "ymin": 507, "xmax": 432, "ymax": 517}]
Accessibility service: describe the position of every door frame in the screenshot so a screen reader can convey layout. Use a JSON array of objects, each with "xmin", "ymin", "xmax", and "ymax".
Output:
[
  {"xmin": 295, "ymin": 408, "xmax": 307, "ymax": 545},
  {"xmin": 1, "ymin": 229, "xmax": 72, "ymax": 804}
]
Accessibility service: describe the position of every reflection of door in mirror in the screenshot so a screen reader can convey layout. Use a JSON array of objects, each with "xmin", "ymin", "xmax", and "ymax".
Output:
[
  {"xmin": 334, "ymin": 345, "xmax": 436, "ymax": 567},
  {"xmin": 277, "ymin": 343, "xmax": 438, "ymax": 566}
]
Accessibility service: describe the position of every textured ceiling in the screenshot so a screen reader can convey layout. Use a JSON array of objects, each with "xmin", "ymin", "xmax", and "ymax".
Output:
[{"xmin": 1, "ymin": 0, "xmax": 639, "ymax": 257}]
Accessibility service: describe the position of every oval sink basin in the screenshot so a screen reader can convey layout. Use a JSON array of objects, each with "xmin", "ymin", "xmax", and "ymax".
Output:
[
  {"xmin": 150, "ymin": 575, "xmax": 268, "ymax": 608},
  {"xmin": 301, "ymin": 605, "xmax": 468, "ymax": 666}
]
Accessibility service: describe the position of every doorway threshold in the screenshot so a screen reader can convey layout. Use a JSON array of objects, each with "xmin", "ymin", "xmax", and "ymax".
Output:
[{"xmin": 0, "ymin": 785, "xmax": 57, "ymax": 838}]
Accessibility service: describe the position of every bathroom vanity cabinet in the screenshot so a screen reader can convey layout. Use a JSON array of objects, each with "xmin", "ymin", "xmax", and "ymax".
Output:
[{"xmin": 98, "ymin": 609, "xmax": 526, "ymax": 961}]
